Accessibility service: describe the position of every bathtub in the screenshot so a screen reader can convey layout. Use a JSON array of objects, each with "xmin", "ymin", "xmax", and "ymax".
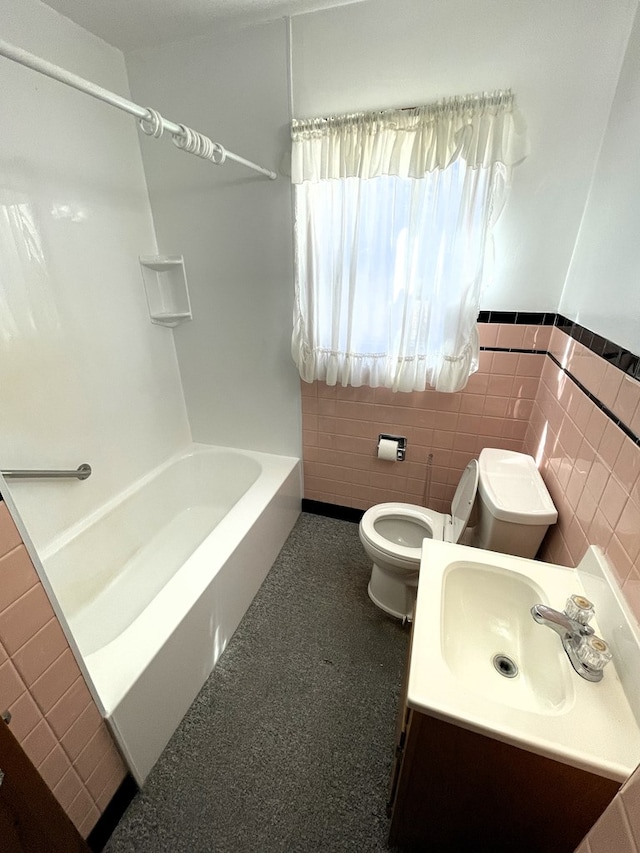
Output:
[{"xmin": 41, "ymin": 443, "xmax": 301, "ymax": 784}]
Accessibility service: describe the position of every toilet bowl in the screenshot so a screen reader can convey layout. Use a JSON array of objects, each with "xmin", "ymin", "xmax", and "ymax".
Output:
[
  {"xmin": 359, "ymin": 448, "xmax": 558, "ymax": 622},
  {"xmin": 359, "ymin": 460, "xmax": 479, "ymax": 621}
]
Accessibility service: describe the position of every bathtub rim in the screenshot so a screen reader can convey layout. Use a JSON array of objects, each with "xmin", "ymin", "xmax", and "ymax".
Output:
[
  {"xmin": 76, "ymin": 445, "xmax": 300, "ymax": 714},
  {"xmin": 38, "ymin": 442, "xmax": 278, "ymax": 562},
  {"xmin": 0, "ymin": 447, "xmax": 302, "ymax": 785}
]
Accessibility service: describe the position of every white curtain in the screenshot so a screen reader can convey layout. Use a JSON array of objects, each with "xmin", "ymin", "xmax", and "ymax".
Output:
[{"xmin": 291, "ymin": 90, "xmax": 528, "ymax": 392}]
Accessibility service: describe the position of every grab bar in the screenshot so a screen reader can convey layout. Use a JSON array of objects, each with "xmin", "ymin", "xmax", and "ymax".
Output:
[{"xmin": 1, "ymin": 464, "xmax": 92, "ymax": 481}]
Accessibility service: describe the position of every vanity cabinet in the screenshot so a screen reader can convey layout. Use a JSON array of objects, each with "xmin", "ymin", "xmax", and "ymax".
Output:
[{"xmin": 388, "ymin": 681, "xmax": 620, "ymax": 852}]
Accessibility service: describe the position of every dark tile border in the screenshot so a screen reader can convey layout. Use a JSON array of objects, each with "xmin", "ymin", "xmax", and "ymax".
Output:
[
  {"xmin": 546, "ymin": 353, "xmax": 640, "ymax": 448},
  {"xmin": 478, "ymin": 316, "xmax": 640, "ymax": 447},
  {"xmin": 478, "ymin": 311, "xmax": 640, "ymax": 382},
  {"xmin": 87, "ymin": 773, "xmax": 138, "ymax": 852},
  {"xmin": 478, "ymin": 310, "xmax": 556, "ymax": 326},
  {"xmin": 302, "ymin": 498, "xmax": 363, "ymax": 523},
  {"xmin": 481, "ymin": 346, "xmax": 546, "ymax": 355},
  {"xmin": 554, "ymin": 315, "xmax": 640, "ymax": 378}
]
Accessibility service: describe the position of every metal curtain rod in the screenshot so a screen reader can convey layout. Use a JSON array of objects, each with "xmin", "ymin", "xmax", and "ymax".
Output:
[
  {"xmin": 0, "ymin": 38, "xmax": 277, "ymax": 180},
  {"xmin": 2, "ymin": 464, "xmax": 92, "ymax": 481}
]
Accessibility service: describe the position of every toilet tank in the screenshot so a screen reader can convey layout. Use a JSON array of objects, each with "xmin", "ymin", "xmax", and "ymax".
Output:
[{"xmin": 470, "ymin": 449, "xmax": 558, "ymax": 559}]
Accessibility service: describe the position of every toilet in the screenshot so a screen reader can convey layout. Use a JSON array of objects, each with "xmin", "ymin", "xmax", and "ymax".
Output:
[{"xmin": 358, "ymin": 448, "xmax": 558, "ymax": 621}]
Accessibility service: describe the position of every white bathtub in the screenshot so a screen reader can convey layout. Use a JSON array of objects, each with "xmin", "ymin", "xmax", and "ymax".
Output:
[{"xmin": 41, "ymin": 444, "xmax": 301, "ymax": 784}]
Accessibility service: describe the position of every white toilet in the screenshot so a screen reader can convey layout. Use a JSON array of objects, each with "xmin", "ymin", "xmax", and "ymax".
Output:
[{"xmin": 358, "ymin": 448, "xmax": 558, "ymax": 621}]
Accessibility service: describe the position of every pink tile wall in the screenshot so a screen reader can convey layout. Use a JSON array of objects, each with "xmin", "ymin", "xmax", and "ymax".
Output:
[
  {"xmin": 0, "ymin": 500, "xmax": 127, "ymax": 839},
  {"xmin": 524, "ymin": 328, "xmax": 640, "ymax": 620},
  {"xmin": 302, "ymin": 320, "xmax": 640, "ymax": 620},
  {"xmin": 575, "ymin": 762, "xmax": 640, "ymax": 852},
  {"xmin": 301, "ymin": 319, "xmax": 640, "ymax": 851},
  {"xmin": 301, "ymin": 320, "xmax": 640, "ymax": 850},
  {"xmin": 302, "ymin": 324, "xmax": 549, "ymax": 514}
]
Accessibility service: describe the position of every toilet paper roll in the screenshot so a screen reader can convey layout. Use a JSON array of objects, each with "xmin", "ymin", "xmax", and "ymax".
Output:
[{"xmin": 378, "ymin": 438, "xmax": 399, "ymax": 461}]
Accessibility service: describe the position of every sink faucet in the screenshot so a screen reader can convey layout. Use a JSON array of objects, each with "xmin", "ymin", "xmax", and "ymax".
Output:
[{"xmin": 531, "ymin": 602, "xmax": 610, "ymax": 682}]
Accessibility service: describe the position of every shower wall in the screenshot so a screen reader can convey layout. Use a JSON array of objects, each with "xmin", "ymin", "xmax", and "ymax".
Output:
[
  {"xmin": 0, "ymin": 0, "xmax": 190, "ymax": 553},
  {"xmin": 125, "ymin": 19, "xmax": 301, "ymax": 457}
]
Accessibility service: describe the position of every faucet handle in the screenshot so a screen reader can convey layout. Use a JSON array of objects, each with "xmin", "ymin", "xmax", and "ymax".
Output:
[
  {"xmin": 565, "ymin": 594, "xmax": 594, "ymax": 626},
  {"xmin": 576, "ymin": 635, "xmax": 612, "ymax": 672}
]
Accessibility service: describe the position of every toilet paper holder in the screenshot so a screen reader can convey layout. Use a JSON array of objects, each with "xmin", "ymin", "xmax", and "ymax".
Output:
[{"xmin": 378, "ymin": 434, "xmax": 407, "ymax": 461}]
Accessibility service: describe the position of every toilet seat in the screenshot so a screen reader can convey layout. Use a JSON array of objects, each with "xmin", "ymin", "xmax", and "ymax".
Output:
[
  {"xmin": 359, "ymin": 459, "xmax": 479, "ymax": 558},
  {"xmin": 358, "ymin": 503, "xmax": 446, "ymax": 568},
  {"xmin": 449, "ymin": 459, "xmax": 480, "ymax": 543}
]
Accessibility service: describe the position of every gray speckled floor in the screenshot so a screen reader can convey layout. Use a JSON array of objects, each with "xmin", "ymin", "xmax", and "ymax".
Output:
[{"xmin": 104, "ymin": 513, "xmax": 409, "ymax": 853}]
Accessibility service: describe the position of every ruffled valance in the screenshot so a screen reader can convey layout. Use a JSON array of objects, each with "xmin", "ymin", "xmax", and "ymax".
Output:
[{"xmin": 291, "ymin": 89, "xmax": 528, "ymax": 184}]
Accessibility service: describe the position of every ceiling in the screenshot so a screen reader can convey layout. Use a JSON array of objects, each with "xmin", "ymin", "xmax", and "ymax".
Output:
[{"xmin": 39, "ymin": 0, "xmax": 367, "ymax": 52}]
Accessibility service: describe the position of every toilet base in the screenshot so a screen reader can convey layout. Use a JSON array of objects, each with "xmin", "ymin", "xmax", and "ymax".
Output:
[{"xmin": 367, "ymin": 563, "xmax": 417, "ymax": 622}]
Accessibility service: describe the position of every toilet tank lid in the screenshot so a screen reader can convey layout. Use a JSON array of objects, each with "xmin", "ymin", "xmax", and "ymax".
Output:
[{"xmin": 478, "ymin": 449, "xmax": 558, "ymax": 525}]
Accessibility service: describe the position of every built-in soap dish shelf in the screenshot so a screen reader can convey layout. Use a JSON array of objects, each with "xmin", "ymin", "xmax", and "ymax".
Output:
[{"xmin": 139, "ymin": 255, "xmax": 191, "ymax": 327}]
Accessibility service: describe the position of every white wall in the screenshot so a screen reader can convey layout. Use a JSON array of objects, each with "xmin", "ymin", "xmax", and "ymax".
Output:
[
  {"xmin": 126, "ymin": 20, "xmax": 302, "ymax": 456},
  {"xmin": 560, "ymin": 4, "xmax": 640, "ymax": 355},
  {"xmin": 291, "ymin": 0, "xmax": 636, "ymax": 313},
  {"xmin": 8, "ymin": 0, "xmax": 629, "ymax": 548},
  {"xmin": 0, "ymin": 0, "xmax": 190, "ymax": 551}
]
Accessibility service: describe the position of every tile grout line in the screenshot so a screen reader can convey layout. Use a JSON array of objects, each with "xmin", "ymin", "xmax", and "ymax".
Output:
[{"xmin": 479, "ymin": 346, "xmax": 640, "ymax": 447}]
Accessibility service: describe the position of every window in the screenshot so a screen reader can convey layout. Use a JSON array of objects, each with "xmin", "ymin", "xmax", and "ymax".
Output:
[{"xmin": 291, "ymin": 91, "xmax": 527, "ymax": 392}]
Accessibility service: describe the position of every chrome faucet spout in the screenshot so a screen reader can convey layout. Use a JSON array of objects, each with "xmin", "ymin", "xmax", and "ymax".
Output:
[
  {"xmin": 530, "ymin": 602, "xmax": 606, "ymax": 683},
  {"xmin": 530, "ymin": 603, "xmax": 593, "ymax": 640}
]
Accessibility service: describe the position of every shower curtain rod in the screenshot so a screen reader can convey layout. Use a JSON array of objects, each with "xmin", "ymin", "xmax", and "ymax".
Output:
[{"xmin": 0, "ymin": 38, "xmax": 277, "ymax": 180}]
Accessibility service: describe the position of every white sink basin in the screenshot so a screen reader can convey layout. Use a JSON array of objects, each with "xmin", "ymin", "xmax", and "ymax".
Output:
[
  {"xmin": 441, "ymin": 562, "xmax": 574, "ymax": 714},
  {"xmin": 409, "ymin": 540, "xmax": 640, "ymax": 782}
]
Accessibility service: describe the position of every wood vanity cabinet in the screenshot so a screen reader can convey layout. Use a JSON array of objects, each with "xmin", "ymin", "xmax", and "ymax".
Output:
[{"xmin": 388, "ymin": 644, "xmax": 621, "ymax": 852}]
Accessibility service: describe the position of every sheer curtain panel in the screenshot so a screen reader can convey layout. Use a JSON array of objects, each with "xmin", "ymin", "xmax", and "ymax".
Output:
[{"xmin": 291, "ymin": 90, "xmax": 528, "ymax": 392}]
